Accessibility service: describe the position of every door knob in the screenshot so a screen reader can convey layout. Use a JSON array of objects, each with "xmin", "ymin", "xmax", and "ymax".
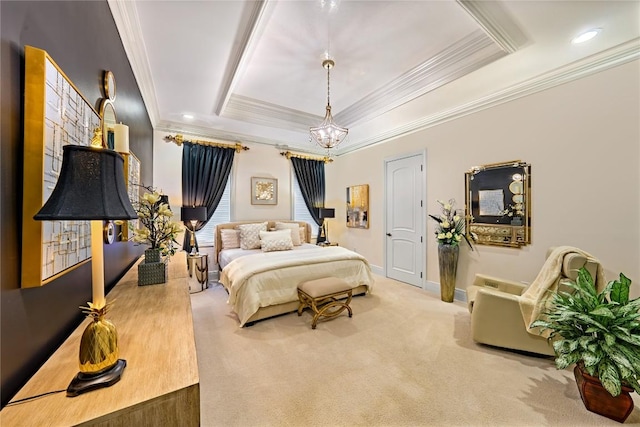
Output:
[{"xmin": 386, "ymin": 233, "xmax": 392, "ymax": 237}]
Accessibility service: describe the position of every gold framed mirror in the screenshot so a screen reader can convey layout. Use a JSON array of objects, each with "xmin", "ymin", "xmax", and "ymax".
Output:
[
  {"xmin": 99, "ymin": 99, "xmax": 117, "ymax": 149},
  {"xmin": 465, "ymin": 160, "xmax": 531, "ymax": 248}
]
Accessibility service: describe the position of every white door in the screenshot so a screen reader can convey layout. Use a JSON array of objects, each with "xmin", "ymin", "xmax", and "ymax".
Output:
[{"xmin": 385, "ymin": 154, "xmax": 424, "ymax": 287}]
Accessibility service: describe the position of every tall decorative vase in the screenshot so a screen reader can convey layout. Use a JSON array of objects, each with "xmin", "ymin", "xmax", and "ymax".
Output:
[{"xmin": 438, "ymin": 244, "xmax": 459, "ymax": 302}]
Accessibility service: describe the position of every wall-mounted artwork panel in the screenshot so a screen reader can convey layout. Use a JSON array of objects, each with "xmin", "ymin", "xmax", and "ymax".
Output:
[
  {"xmin": 120, "ymin": 152, "xmax": 141, "ymax": 240},
  {"xmin": 22, "ymin": 46, "xmax": 102, "ymax": 287},
  {"xmin": 465, "ymin": 160, "xmax": 531, "ymax": 248},
  {"xmin": 346, "ymin": 184, "xmax": 369, "ymax": 229}
]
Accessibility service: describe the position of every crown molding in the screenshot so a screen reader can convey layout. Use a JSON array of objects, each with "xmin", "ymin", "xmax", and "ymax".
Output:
[
  {"xmin": 214, "ymin": 0, "xmax": 271, "ymax": 116},
  {"xmin": 338, "ymin": 39, "xmax": 640, "ymax": 156},
  {"xmin": 223, "ymin": 94, "xmax": 319, "ymax": 132},
  {"xmin": 336, "ymin": 31, "xmax": 506, "ymax": 127},
  {"xmin": 107, "ymin": 0, "xmax": 159, "ymax": 127},
  {"xmin": 456, "ymin": 0, "xmax": 527, "ymax": 54}
]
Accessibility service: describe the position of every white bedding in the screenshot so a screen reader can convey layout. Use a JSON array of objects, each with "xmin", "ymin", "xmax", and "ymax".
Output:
[
  {"xmin": 218, "ymin": 243, "xmax": 318, "ymax": 270},
  {"xmin": 219, "ymin": 246, "xmax": 374, "ymax": 326}
]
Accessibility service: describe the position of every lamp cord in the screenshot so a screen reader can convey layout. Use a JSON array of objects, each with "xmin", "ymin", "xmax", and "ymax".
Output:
[{"xmin": 5, "ymin": 389, "xmax": 66, "ymax": 406}]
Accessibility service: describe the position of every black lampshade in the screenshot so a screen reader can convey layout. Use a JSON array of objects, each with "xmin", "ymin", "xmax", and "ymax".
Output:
[
  {"xmin": 319, "ymin": 208, "xmax": 335, "ymax": 219},
  {"xmin": 34, "ymin": 145, "xmax": 137, "ymax": 221},
  {"xmin": 181, "ymin": 206, "xmax": 207, "ymax": 222}
]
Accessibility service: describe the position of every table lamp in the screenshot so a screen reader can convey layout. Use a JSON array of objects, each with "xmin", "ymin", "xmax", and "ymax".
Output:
[
  {"xmin": 181, "ymin": 206, "xmax": 207, "ymax": 254},
  {"xmin": 33, "ymin": 144, "xmax": 137, "ymax": 397},
  {"xmin": 318, "ymin": 208, "xmax": 335, "ymax": 245}
]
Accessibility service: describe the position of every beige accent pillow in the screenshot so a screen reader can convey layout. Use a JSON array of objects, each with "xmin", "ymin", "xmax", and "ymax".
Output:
[
  {"xmin": 237, "ymin": 222, "xmax": 267, "ymax": 250},
  {"xmin": 259, "ymin": 229, "xmax": 293, "ymax": 252},
  {"xmin": 299, "ymin": 226, "xmax": 306, "ymax": 243},
  {"xmin": 220, "ymin": 229, "xmax": 240, "ymax": 249},
  {"xmin": 275, "ymin": 222, "xmax": 302, "ymax": 246}
]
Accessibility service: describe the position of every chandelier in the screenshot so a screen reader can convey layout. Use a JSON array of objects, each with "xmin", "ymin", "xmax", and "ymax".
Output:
[{"xmin": 310, "ymin": 59, "xmax": 348, "ymax": 150}]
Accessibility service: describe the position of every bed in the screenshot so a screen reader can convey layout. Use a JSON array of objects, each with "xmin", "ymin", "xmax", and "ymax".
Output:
[{"xmin": 215, "ymin": 220, "xmax": 374, "ymax": 326}]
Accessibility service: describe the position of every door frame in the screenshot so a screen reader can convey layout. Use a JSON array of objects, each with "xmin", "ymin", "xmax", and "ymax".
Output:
[{"xmin": 383, "ymin": 149, "xmax": 427, "ymax": 288}]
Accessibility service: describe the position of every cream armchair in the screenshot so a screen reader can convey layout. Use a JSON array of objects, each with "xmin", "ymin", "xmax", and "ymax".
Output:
[{"xmin": 467, "ymin": 247, "xmax": 600, "ymax": 356}]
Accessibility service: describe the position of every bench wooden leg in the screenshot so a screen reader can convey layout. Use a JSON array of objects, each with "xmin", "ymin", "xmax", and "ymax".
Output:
[{"xmin": 298, "ymin": 289, "xmax": 353, "ymax": 329}]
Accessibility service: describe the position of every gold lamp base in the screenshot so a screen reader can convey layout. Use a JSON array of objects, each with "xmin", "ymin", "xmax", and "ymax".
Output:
[
  {"xmin": 67, "ymin": 359, "xmax": 126, "ymax": 397},
  {"xmin": 67, "ymin": 302, "xmax": 126, "ymax": 397}
]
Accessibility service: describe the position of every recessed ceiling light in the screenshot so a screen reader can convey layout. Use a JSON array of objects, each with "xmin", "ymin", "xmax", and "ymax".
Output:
[
  {"xmin": 572, "ymin": 28, "xmax": 601, "ymax": 44},
  {"xmin": 183, "ymin": 114, "xmax": 194, "ymax": 119}
]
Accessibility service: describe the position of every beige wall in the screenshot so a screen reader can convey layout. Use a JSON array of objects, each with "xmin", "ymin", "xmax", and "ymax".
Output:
[
  {"xmin": 330, "ymin": 60, "xmax": 640, "ymax": 297},
  {"xmin": 154, "ymin": 60, "xmax": 639, "ymax": 298}
]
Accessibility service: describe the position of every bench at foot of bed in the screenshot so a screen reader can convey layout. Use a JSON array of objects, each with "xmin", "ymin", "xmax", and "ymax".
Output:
[{"xmin": 297, "ymin": 277, "xmax": 353, "ymax": 329}]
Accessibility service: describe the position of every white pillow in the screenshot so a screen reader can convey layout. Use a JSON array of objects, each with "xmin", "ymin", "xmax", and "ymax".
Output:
[
  {"xmin": 275, "ymin": 222, "xmax": 301, "ymax": 246},
  {"xmin": 259, "ymin": 229, "xmax": 293, "ymax": 252},
  {"xmin": 220, "ymin": 229, "xmax": 240, "ymax": 249},
  {"xmin": 237, "ymin": 222, "xmax": 267, "ymax": 250}
]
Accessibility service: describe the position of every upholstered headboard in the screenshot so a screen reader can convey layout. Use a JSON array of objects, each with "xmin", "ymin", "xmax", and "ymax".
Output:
[{"xmin": 215, "ymin": 220, "xmax": 312, "ymax": 262}]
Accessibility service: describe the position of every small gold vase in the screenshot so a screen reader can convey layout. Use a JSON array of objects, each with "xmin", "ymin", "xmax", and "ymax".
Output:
[{"xmin": 78, "ymin": 315, "xmax": 119, "ymax": 374}]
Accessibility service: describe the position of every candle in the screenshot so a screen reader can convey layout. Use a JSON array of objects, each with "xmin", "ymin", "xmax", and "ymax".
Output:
[
  {"xmin": 90, "ymin": 220, "xmax": 105, "ymax": 309},
  {"xmin": 114, "ymin": 123, "xmax": 129, "ymax": 154}
]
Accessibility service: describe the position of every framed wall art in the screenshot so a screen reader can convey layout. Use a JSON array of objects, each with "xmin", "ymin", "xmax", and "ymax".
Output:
[
  {"xmin": 465, "ymin": 160, "xmax": 531, "ymax": 248},
  {"xmin": 22, "ymin": 45, "xmax": 102, "ymax": 287},
  {"xmin": 346, "ymin": 184, "xmax": 369, "ymax": 229},
  {"xmin": 251, "ymin": 177, "xmax": 277, "ymax": 205}
]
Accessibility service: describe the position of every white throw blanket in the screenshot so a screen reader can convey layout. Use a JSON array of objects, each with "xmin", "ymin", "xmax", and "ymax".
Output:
[
  {"xmin": 220, "ymin": 246, "xmax": 374, "ymax": 326},
  {"xmin": 519, "ymin": 245, "xmax": 605, "ymax": 337}
]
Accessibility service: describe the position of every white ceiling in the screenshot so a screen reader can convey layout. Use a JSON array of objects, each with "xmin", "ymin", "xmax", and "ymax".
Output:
[{"xmin": 108, "ymin": 0, "xmax": 640, "ymax": 156}]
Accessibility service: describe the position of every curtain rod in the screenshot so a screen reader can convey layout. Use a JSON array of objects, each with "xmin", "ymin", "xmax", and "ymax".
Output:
[
  {"xmin": 280, "ymin": 151, "xmax": 333, "ymax": 164},
  {"xmin": 164, "ymin": 134, "xmax": 249, "ymax": 153}
]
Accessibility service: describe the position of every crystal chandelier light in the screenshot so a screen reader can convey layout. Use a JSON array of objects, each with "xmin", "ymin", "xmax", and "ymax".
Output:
[{"xmin": 310, "ymin": 59, "xmax": 348, "ymax": 150}]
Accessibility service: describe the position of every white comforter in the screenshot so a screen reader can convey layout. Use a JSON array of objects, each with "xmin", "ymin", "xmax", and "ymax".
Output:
[{"xmin": 220, "ymin": 246, "xmax": 374, "ymax": 326}]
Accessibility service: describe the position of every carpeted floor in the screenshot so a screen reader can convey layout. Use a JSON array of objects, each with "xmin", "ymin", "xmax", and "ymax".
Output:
[{"xmin": 189, "ymin": 274, "xmax": 640, "ymax": 426}]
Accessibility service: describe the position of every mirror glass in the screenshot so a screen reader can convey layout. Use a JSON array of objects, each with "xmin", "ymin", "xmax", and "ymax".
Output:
[
  {"xmin": 465, "ymin": 160, "xmax": 531, "ymax": 248},
  {"xmin": 100, "ymin": 99, "xmax": 117, "ymax": 149}
]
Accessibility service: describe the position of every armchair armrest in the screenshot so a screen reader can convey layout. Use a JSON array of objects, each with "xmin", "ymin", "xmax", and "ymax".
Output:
[
  {"xmin": 467, "ymin": 274, "xmax": 528, "ymax": 313},
  {"xmin": 472, "ymin": 274, "xmax": 528, "ymax": 295},
  {"xmin": 470, "ymin": 287, "xmax": 555, "ymax": 356}
]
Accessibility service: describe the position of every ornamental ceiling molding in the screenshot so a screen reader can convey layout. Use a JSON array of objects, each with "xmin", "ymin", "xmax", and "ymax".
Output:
[
  {"xmin": 107, "ymin": 0, "xmax": 160, "ymax": 127},
  {"xmin": 340, "ymin": 39, "xmax": 640, "ymax": 156}
]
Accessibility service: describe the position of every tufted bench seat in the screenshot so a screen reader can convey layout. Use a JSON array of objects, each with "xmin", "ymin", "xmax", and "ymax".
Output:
[{"xmin": 297, "ymin": 277, "xmax": 353, "ymax": 329}]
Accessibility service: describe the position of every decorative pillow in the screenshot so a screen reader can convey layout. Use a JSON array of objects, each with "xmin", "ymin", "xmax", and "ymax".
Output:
[
  {"xmin": 237, "ymin": 222, "xmax": 267, "ymax": 250},
  {"xmin": 275, "ymin": 222, "xmax": 302, "ymax": 246},
  {"xmin": 259, "ymin": 229, "xmax": 293, "ymax": 252},
  {"xmin": 299, "ymin": 226, "xmax": 306, "ymax": 243},
  {"xmin": 220, "ymin": 229, "xmax": 240, "ymax": 249}
]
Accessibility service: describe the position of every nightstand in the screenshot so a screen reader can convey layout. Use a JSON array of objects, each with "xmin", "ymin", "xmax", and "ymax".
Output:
[{"xmin": 187, "ymin": 253, "xmax": 208, "ymax": 293}]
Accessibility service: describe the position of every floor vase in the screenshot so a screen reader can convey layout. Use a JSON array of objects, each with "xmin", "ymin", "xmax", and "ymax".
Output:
[{"xmin": 438, "ymin": 244, "xmax": 459, "ymax": 302}]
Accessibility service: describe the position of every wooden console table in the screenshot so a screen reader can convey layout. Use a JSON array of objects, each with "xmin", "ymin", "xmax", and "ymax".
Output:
[{"xmin": 1, "ymin": 252, "xmax": 199, "ymax": 426}]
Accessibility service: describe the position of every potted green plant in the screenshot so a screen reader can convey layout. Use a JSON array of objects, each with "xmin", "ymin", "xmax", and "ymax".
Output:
[{"xmin": 531, "ymin": 267, "xmax": 640, "ymax": 423}]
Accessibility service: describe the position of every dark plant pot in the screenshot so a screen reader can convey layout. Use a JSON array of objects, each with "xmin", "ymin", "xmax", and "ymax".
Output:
[
  {"xmin": 139, "ymin": 248, "xmax": 165, "ymax": 285},
  {"xmin": 144, "ymin": 248, "xmax": 162, "ymax": 263},
  {"xmin": 573, "ymin": 364, "xmax": 635, "ymax": 423},
  {"xmin": 438, "ymin": 244, "xmax": 459, "ymax": 303}
]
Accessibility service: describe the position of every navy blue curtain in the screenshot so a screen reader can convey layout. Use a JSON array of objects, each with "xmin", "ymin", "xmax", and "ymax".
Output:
[
  {"xmin": 290, "ymin": 157, "xmax": 326, "ymax": 242},
  {"xmin": 182, "ymin": 142, "xmax": 235, "ymax": 252}
]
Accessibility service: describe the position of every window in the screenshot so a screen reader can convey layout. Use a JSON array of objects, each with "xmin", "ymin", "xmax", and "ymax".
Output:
[
  {"xmin": 195, "ymin": 178, "xmax": 231, "ymax": 247},
  {"xmin": 292, "ymin": 174, "xmax": 319, "ymax": 237}
]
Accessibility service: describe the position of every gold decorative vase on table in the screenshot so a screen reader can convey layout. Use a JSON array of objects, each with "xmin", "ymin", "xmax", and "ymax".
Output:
[{"xmin": 438, "ymin": 244, "xmax": 459, "ymax": 302}]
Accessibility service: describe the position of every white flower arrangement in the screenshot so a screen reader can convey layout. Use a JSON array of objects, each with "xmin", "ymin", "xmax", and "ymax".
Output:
[
  {"xmin": 132, "ymin": 188, "xmax": 182, "ymax": 257},
  {"xmin": 429, "ymin": 198, "xmax": 476, "ymax": 249}
]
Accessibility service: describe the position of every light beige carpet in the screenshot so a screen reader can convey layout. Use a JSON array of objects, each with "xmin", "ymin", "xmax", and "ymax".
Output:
[{"xmin": 190, "ymin": 274, "xmax": 640, "ymax": 426}]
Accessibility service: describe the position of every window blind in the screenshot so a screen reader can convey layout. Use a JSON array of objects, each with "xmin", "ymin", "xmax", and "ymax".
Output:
[
  {"xmin": 196, "ymin": 178, "xmax": 231, "ymax": 247},
  {"xmin": 292, "ymin": 174, "xmax": 319, "ymax": 237}
]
